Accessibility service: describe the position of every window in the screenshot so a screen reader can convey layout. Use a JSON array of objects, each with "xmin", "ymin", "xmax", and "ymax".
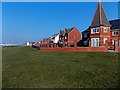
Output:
[
  {"xmin": 65, "ymin": 42, "xmax": 68, "ymax": 45},
  {"xmin": 84, "ymin": 41, "xmax": 87, "ymax": 45},
  {"xmin": 65, "ymin": 36, "xmax": 67, "ymax": 39},
  {"xmin": 104, "ymin": 38, "xmax": 107, "ymax": 43},
  {"xmin": 104, "ymin": 28, "xmax": 107, "ymax": 32},
  {"xmin": 84, "ymin": 33, "xmax": 87, "ymax": 38},
  {"xmin": 91, "ymin": 38, "xmax": 99, "ymax": 47},
  {"xmin": 112, "ymin": 40, "xmax": 115, "ymax": 45},
  {"xmin": 92, "ymin": 39, "xmax": 95, "ymax": 46},
  {"xmin": 74, "ymin": 36, "xmax": 76, "ymax": 40},
  {"xmin": 91, "ymin": 28, "xmax": 99, "ymax": 34},
  {"xmin": 91, "ymin": 29, "xmax": 95, "ymax": 33},
  {"xmin": 96, "ymin": 28, "xmax": 99, "ymax": 32},
  {"xmin": 112, "ymin": 31, "xmax": 119, "ymax": 36},
  {"xmin": 119, "ymin": 40, "xmax": 120, "ymax": 47}
]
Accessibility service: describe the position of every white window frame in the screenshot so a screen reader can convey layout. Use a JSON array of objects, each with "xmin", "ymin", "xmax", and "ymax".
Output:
[
  {"xmin": 91, "ymin": 38, "xmax": 99, "ymax": 47},
  {"xmin": 104, "ymin": 38, "xmax": 107, "ymax": 44},
  {"xmin": 65, "ymin": 36, "xmax": 67, "ymax": 39},
  {"xmin": 91, "ymin": 28, "xmax": 99, "ymax": 34},
  {"xmin": 97, "ymin": 28, "xmax": 99, "ymax": 33},
  {"xmin": 119, "ymin": 40, "xmax": 120, "ymax": 47},
  {"xmin": 104, "ymin": 28, "xmax": 107, "ymax": 33},
  {"xmin": 112, "ymin": 31, "xmax": 119, "ymax": 36},
  {"xmin": 112, "ymin": 40, "xmax": 115, "ymax": 45},
  {"xmin": 65, "ymin": 42, "xmax": 68, "ymax": 45}
]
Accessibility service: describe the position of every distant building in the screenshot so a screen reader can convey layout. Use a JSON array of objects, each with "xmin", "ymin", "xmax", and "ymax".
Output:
[
  {"xmin": 26, "ymin": 42, "xmax": 35, "ymax": 46},
  {"xmin": 40, "ymin": 38, "xmax": 52, "ymax": 47},
  {"xmin": 52, "ymin": 33, "xmax": 59, "ymax": 44},
  {"xmin": 59, "ymin": 27, "xmax": 81, "ymax": 47},
  {"xmin": 26, "ymin": 42, "xmax": 30, "ymax": 46}
]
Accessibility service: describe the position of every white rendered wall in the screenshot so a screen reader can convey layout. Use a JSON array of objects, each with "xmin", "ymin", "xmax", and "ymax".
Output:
[{"xmin": 54, "ymin": 34, "xmax": 59, "ymax": 43}]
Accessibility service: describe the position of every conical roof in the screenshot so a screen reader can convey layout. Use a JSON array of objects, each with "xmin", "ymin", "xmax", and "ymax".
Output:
[{"xmin": 90, "ymin": 1, "xmax": 111, "ymax": 27}]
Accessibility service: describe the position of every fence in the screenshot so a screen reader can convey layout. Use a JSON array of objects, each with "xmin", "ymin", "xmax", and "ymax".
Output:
[{"xmin": 34, "ymin": 40, "xmax": 119, "ymax": 52}]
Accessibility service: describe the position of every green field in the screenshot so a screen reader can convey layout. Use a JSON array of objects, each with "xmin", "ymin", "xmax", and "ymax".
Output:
[{"xmin": 2, "ymin": 46, "xmax": 119, "ymax": 88}]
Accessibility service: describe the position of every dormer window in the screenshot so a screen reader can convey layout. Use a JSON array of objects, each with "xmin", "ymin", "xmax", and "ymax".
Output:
[
  {"xmin": 112, "ymin": 31, "xmax": 119, "ymax": 36},
  {"xmin": 91, "ymin": 28, "xmax": 99, "ymax": 34},
  {"xmin": 104, "ymin": 28, "xmax": 107, "ymax": 32}
]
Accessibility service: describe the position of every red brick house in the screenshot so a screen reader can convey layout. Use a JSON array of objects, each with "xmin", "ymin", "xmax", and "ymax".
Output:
[
  {"xmin": 40, "ymin": 38, "xmax": 52, "ymax": 47},
  {"xmin": 89, "ymin": 1, "xmax": 112, "ymax": 48},
  {"xmin": 59, "ymin": 27, "xmax": 81, "ymax": 47},
  {"xmin": 109, "ymin": 19, "xmax": 120, "ymax": 48},
  {"xmin": 38, "ymin": 1, "xmax": 119, "ymax": 52},
  {"xmin": 77, "ymin": 1, "xmax": 120, "ymax": 50}
]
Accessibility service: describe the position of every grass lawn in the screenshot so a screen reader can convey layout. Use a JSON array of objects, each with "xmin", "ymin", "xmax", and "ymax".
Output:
[{"xmin": 2, "ymin": 46, "xmax": 119, "ymax": 88}]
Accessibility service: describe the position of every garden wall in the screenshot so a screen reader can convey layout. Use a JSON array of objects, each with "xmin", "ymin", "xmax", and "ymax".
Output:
[{"xmin": 40, "ymin": 46, "xmax": 107, "ymax": 52}]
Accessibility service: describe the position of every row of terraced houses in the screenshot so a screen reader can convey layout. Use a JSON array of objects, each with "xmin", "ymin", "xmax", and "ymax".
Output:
[{"xmin": 33, "ymin": 1, "xmax": 120, "ymax": 52}]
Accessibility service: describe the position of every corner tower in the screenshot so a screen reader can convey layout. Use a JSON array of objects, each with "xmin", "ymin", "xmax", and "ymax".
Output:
[{"xmin": 89, "ymin": 0, "xmax": 111, "ymax": 47}]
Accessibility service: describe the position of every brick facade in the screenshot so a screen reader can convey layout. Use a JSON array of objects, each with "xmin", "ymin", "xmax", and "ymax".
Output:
[{"xmin": 33, "ymin": 1, "xmax": 119, "ymax": 52}]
